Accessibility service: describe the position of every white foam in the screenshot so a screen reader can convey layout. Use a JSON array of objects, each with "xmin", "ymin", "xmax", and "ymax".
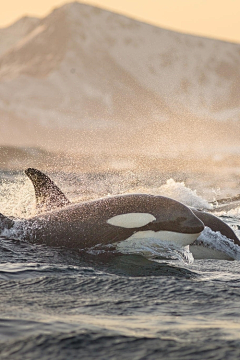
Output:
[
  {"xmin": 190, "ymin": 226, "xmax": 240, "ymax": 260},
  {"xmin": 158, "ymin": 179, "xmax": 212, "ymax": 209},
  {"xmin": 128, "ymin": 178, "xmax": 212, "ymax": 210},
  {"xmin": 0, "ymin": 176, "xmax": 35, "ymax": 218}
]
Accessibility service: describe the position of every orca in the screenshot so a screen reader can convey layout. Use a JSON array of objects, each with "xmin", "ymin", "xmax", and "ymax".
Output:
[
  {"xmin": 23, "ymin": 169, "xmax": 240, "ymax": 259},
  {"xmin": 0, "ymin": 169, "xmax": 204, "ymax": 251}
]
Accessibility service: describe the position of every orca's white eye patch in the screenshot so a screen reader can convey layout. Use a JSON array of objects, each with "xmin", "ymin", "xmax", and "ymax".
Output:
[{"xmin": 107, "ymin": 213, "xmax": 156, "ymax": 228}]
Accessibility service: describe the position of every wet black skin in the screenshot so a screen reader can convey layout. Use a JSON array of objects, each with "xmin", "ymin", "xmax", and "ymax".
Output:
[{"xmin": 19, "ymin": 194, "xmax": 204, "ymax": 249}]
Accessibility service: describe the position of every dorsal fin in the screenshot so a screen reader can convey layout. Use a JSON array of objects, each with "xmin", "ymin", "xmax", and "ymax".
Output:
[{"xmin": 25, "ymin": 168, "xmax": 71, "ymax": 212}]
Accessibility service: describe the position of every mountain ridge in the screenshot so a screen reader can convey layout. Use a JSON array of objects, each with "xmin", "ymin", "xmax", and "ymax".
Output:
[{"xmin": 0, "ymin": 2, "xmax": 240, "ymax": 156}]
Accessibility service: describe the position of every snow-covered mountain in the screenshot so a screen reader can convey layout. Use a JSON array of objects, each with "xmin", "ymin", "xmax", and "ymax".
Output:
[{"xmin": 0, "ymin": 2, "xmax": 240, "ymax": 156}]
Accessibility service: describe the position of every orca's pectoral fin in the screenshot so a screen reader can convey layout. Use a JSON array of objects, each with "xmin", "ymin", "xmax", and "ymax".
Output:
[
  {"xmin": 25, "ymin": 168, "xmax": 71, "ymax": 212},
  {"xmin": 0, "ymin": 213, "xmax": 14, "ymax": 231}
]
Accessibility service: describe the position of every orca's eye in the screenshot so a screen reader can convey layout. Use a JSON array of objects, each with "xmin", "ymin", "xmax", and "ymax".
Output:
[{"xmin": 107, "ymin": 213, "xmax": 156, "ymax": 228}]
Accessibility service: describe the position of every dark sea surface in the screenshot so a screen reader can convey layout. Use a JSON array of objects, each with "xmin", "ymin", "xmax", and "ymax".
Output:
[{"xmin": 1, "ymin": 170, "xmax": 240, "ymax": 360}]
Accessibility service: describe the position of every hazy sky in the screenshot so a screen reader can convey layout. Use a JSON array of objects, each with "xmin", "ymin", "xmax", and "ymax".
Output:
[{"xmin": 1, "ymin": 0, "xmax": 240, "ymax": 43}]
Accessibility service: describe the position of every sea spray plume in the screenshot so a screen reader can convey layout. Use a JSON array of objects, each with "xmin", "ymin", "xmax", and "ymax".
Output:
[
  {"xmin": 0, "ymin": 174, "xmax": 35, "ymax": 218},
  {"xmin": 158, "ymin": 179, "xmax": 212, "ymax": 210}
]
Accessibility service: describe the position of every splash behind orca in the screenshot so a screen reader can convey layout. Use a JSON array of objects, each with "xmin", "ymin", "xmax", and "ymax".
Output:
[{"xmin": 0, "ymin": 169, "xmax": 204, "ymax": 251}]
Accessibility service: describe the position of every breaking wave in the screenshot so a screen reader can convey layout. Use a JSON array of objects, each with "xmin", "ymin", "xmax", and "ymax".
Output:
[{"xmin": 192, "ymin": 226, "xmax": 240, "ymax": 260}]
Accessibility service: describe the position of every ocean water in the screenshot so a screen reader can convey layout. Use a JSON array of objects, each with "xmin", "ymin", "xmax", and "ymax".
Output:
[{"xmin": 1, "ymin": 170, "xmax": 240, "ymax": 359}]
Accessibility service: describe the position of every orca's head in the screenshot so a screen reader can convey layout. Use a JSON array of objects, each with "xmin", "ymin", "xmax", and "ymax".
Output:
[
  {"xmin": 107, "ymin": 195, "xmax": 204, "ymax": 246},
  {"xmin": 146, "ymin": 195, "xmax": 204, "ymax": 234}
]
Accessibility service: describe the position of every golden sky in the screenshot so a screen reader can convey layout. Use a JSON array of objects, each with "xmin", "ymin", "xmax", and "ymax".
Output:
[{"xmin": 1, "ymin": 0, "xmax": 240, "ymax": 43}]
